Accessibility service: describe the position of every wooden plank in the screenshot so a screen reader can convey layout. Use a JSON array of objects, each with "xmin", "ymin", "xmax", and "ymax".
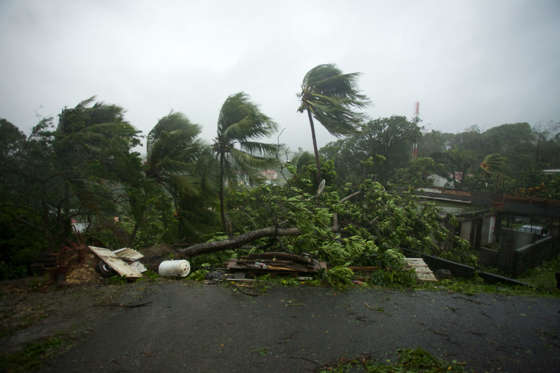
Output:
[
  {"xmin": 404, "ymin": 257, "xmax": 437, "ymax": 282},
  {"xmin": 89, "ymin": 246, "xmax": 143, "ymax": 279},
  {"xmin": 225, "ymin": 259, "xmax": 318, "ymax": 273},
  {"xmin": 113, "ymin": 247, "xmax": 144, "ymax": 262}
]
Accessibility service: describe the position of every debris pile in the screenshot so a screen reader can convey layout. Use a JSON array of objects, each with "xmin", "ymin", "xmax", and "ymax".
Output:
[
  {"xmin": 225, "ymin": 252, "xmax": 327, "ymax": 275},
  {"xmin": 65, "ymin": 252, "xmax": 102, "ymax": 285},
  {"xmin": 89, "ymin": 246, "xmax": 147, "ymax": 279},
  {"xmin": 404, "ymin": 258, "xmax": 437, "ymax": 282}
]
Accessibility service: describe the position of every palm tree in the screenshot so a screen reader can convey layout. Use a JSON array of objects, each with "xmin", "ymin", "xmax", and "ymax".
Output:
[
  {"xmin": 480, "ymin": 153, "xmax": 507, "ymax": 192},
  {"xmin": 480, "ymin": 153, "xmax": 507, "ymax": 175},
  {"xmin": 214, "ymin": 92, "xmax": 278, "ymax": 233},
  {"xmin": 145, "ymin": 112, "xmax": 203, "ymax": 192},
  {"xmin": 298, "ymin": 64, "xmax": 369, "ymax": 184},
  {"xmin": 141, "ymin": 112, "xmax": 217, "ymax": 241}
]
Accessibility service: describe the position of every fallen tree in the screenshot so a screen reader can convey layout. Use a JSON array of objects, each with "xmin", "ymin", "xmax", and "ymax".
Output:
[
  {"xmin": 178, "ymin": 226, "xmax": 301, "ymax": 256},
  {"xmin": 177, "ymin": 180, "xmax": 475, "ymax": 268},
  {"xmin": 178, "ymin": 190, "xmax": 361, "ymax": 257}
]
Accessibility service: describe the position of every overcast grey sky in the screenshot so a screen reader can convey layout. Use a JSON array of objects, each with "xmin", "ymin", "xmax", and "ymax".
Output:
[{"xmin": 1, "ymin": 0, "xmax": 559, "ymax": 152}]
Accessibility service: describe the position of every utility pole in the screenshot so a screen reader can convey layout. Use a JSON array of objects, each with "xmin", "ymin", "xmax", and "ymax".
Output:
[{"xmin": 412, "ymin": 101, "xmax": 420, "ymax": 159}]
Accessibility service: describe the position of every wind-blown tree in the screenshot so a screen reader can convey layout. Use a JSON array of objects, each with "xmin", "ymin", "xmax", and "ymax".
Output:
[
  {"xmin": 479, "ymin": 153, "xmax": 507, "ymax": 192},
  {"xmin": 320, "ymin": 116, "xmax": 421, "ymax": 188},
  {"xmin": 1, "ymin": 98, "xmax": 143, "ymax": 265},
  {"xmin": 53, "ymin": 98, "xmax": 143, "ymax": 241},
  {"xmin": 146, "ymin": 112, "xmax": 204, "ymax": 194},
  {"xmin": 214, "ymin": 92, "xmax": 278, "ymax": 233},
  {"xmin": 297, "ymin": 63, "xmax": 369, "ymax": 184},
  {"xmin": 139, "ymin": 112, "xmax": 217, "ymax": 244}
]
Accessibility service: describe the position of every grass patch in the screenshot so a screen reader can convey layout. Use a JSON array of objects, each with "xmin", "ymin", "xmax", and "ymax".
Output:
[
  {"xmin": 518, "ymin": 255, "xmax": 560, "ymax": 290},
  {"xmin": 137, "ymin": 270, "xmax": 159, "ymax": 282},
  {"xmin": 0, "ymin": 334, "xmax": 73, "ymax": 373},
  {"xmin": 417, "ymin": 276, "xmax": 560, "ymax": 297},
  {"xmin": 318, "ymin": 348, "xmax": 468, "ymax": 372}
]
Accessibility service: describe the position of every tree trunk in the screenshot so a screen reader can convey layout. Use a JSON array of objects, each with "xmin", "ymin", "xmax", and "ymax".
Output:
[
  {"xmin": 129, "ymin": 221, "xmax": 140, "ymax": 246},
  {"xmin": 219, "ymin": 152, "xmax": 227, "ymax": 234},
  {"xmin": 306, "ymin": 108, "xmax": 322, "ymax": 185},
  {"xmin": 178, "ymin": 226, "xmax": 301, "ymax": 256},
  {"xmin": 179, "ymin": 191, "xmax": 361, "ymax": 257}
]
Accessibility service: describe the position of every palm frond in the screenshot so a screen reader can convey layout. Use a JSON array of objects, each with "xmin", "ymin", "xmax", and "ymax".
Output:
[
  {"xmin": 299, "ymin": 64, "xmax": 370, "ymax": 136},
  {"xmin": 238, "ymin": 141, "xmax": 279, "ymax": 157},
  {"xmin": 481, "ymin": 153, "xmax": 507, "ymax": 174},
  {"xmin": 231, "ymin": 148, "xmax": 277, "ymax": 170},
  {"xmin": 147, "ymin": 113, "xmax": 200, "ymax": 158},
  {"xmin": 217, "ymin": 92, "xmax": 277, "ymax": 142}
]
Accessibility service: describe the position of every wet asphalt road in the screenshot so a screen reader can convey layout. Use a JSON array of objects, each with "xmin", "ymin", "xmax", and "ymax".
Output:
[{"xmin": 41, "ymin": 283, "xmax": 560, "ymax": 373}]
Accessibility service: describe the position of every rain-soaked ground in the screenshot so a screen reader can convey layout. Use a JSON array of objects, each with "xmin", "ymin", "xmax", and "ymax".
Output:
[{"xmin": 2, "ymin": 281, "xmax": 550, "ymax": 373}]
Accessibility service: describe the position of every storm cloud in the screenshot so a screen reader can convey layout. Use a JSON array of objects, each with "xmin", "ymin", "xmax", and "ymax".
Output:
[{"xmin": 1, "ymin": 0, "xmax": 559, "ymax": 151}]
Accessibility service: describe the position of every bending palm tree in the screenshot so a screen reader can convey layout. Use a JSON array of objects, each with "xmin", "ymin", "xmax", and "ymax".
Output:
[
  {"xmin": 214, "ymin": 92, "xmax": 278, "ymax": 233},
  {"xmin": 298, "ymin": 64, "xmax": 369, "ymax": 184},
  {"xmin": 481, "ymin": 153, "xmax": 507, "ymax": 192},
  {"xmin": 142, "ymin": 113, "xmax": 217, "ymax": 241},
  {"xmin": 145, "ymin": 112, "xmax": 203, "ymax": 193}
]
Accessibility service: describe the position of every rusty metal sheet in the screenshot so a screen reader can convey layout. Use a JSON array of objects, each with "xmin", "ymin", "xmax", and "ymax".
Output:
[{"xmin": 89, "ymin": 246, "xmax": 143, "ymax": 279}]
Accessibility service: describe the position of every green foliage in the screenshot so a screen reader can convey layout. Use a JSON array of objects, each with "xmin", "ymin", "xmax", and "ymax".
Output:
[
  {"xmin": 221, "ymin": 177, "xmax": 469, "ymax": 288},
  {"xmin": 0, "ymin": 207, "xmax": 48, "ymax": 279},
  {"xmin": 518, "ymin": 254, "xmax": 560, "ymax": 291},
  {"xmin": 419, "ymin": 275, "xmax": 559, "ymax": 297},
  {"xmin": 215, "ymin": 92, "xmax": 278, "ymax": 231},
  {"xmin": 392, "ymin": 157, "xmax": 441, "ymax": 188},
  {"xmin": 189, "ymin": 269, "xmax": 209, "ymax": 281},
  {"xmin": 105, "ymin": 275, "xmax": 128, "ymax": 285},
  {"xmin": 416, "ymin": 122, "xmax": 560, "ymax": 194},
  {"xmin": 298, "ymin": 63, "xmax": 369, "ymax": 184},
  {"xmin": 298, "ymin": 64, "xmax": 369, "ymax": 137},
  {"xmin": 0, "ymin": 99, "xmax": 145, "ymax": 277},
  {"xmin": 369, "ymin": 267, "xmax": 416, "ymax": 287},
  {"xmin": 138, "ymin": 270, "xmax": 159, "ymax": 282},
  {"xmin": 324, "ymin": 266, "xmax": 354, "ymax": 290},
  {"xmin": 143, "ymin": 112, "xmax": 218, "ymax": 244},
  {"xmin": 321, "ymin": 116, "xmax": 421, "ymax": 187}
]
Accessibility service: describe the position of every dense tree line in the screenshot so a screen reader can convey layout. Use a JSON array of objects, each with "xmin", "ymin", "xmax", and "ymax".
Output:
[{"xmin": 1, "ymin": 64, "xmax": 559, "ymax": 280}]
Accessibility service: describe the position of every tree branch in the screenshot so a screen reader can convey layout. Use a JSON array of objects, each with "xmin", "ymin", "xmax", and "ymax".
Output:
[
  {"xmin": 178, "ymin": 226, "xmax": 301, "ymax": 256},
  {"xmin": 178, "ymin": 190, "xmax": 362, "ymax": 257}
]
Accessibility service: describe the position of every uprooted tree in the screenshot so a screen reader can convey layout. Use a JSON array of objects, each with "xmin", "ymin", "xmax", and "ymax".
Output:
[{"xmin": 178, "ymin": 174, "xmax": 475, "ymax": 278}]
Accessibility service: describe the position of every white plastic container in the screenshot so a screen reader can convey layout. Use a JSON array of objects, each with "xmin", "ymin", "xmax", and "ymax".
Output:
[{"xmin": 158, "ymin": 260, "xmax": 191, "ymax": 277}]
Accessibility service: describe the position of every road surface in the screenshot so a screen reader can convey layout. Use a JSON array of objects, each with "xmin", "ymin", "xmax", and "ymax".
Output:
[{"xmin": 40, "ymin": 282, "xmax": 560, "ymax": 372}]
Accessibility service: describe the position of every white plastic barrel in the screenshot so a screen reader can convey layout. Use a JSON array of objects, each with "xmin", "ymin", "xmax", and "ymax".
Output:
[{"xmin": 158, "ymin": 260, "xmax": 191, "ymax": 277}]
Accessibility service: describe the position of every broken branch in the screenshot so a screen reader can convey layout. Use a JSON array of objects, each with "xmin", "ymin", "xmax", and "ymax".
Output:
[{"xmin": 178, "ymin": 226, "xmax": 300, "ymax": 256}]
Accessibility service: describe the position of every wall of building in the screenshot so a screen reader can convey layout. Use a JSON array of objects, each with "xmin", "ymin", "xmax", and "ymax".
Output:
[
  {"xmin": 460, "ymin": 221, "xmax": 472, "ymax": 241},
  {"xmin": 513, "ymin": 236, "xmax": 558, "ymax": 276},
  {"xmin": 480, "ymin": 215, "xmax": 496, "ymax": 246}
]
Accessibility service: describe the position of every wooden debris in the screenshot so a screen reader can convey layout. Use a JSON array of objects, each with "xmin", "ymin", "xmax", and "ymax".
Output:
[
  {"xmin": 225, "ymin": 252, "xmax": 326, "ymax": 275},
  {"xmin": 129, "ymin": 261, "xmax": 147, "ymax": 273},
  {"xmin": 404, "ymin": 257, "xmax": 437, "ymax": 282},
  {"xmin": 112, "ymin": 248, "xmax": 144, "ymax": 262},
  {"xmin": 89, "ymin": 246, "xmax": 143, "ymax": 279}
]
